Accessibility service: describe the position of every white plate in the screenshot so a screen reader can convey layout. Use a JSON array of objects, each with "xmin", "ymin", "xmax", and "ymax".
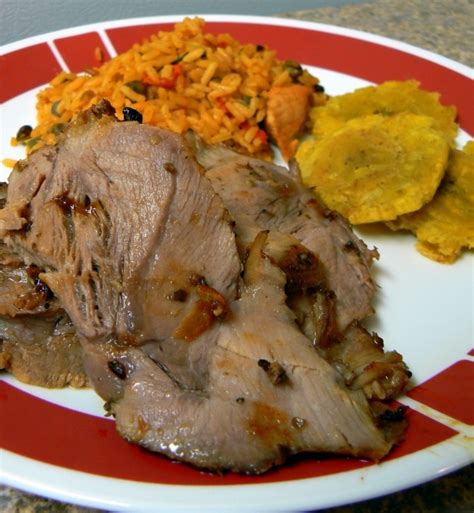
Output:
[{"xmin": 0, "ymin": 14, "xmax": 473, "ymax": 513}]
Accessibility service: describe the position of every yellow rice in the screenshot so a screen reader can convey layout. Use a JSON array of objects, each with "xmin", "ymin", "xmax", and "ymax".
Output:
[{"xmin": 20, "ymin": 17, "xmax": 322, "ymax": 159}]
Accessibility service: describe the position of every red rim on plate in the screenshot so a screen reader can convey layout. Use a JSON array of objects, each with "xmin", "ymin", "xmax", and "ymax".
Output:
[{"xmin": 0, "ymin": 15, "xmax": 473, "ymax": 512}]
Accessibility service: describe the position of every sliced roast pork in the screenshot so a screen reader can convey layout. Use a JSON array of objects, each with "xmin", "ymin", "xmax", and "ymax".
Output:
[
  {"xmin": 0, "ymin": 197, "xmax": 86, "ymax": 388},
  {"xmin": 96, "ymin": 232, "xmax": 396, "ymax": 472},
  {"xmin": 0, "ymin": 106, "xmax": 405, "ymax": 472},
  {"xmin": 190, "ymin": 138, "xmax": 410, "ymax": 400},
  {"xmin": 0, "ymin": 260, "xmax": 87, "ymax": 388},
  {"xmin": 322, "ymin": 322, "xmax": 411, "ymax": 401},
  {"xmin": 0, "ymin": 110, "xmax": 240, "ymax": 344},
  {"xmin": 0, "ymin": 313, "xmax": 87, "ymax": 388},
  {"xmin": 192, "ymin": 140, "xmax": 378, "ymax": 331}
]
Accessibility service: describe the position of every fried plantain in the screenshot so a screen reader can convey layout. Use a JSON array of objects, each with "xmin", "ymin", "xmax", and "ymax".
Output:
[
  {"xmin": 387, "ymin": 141, "xmax": 474, "ymax": 263},
  {"xmin": 310, "ymin": 80, "xmax": 458, "ymax": 144},
  {"xmin": 296, "ymin": 113, "xmax": 450, "ymax": 224}
]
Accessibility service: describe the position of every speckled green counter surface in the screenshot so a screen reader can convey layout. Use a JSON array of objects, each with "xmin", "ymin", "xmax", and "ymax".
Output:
[
  {"xmin": 1, "ymin": 0, "xmax": 472, "ymax": 511},
  {"xmin": 280, "ymin": 0, "xmax": 473, "ymax": 67}
]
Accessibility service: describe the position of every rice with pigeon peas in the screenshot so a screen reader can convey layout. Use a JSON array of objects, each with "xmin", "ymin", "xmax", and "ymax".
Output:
[{"xmin": 16, "ymin": 17, "xmax": 324, "ymax": 159}]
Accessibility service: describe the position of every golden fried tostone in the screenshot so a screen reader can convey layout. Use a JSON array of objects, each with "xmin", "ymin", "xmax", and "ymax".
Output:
[
  {"xmin": 297, "ymin": 113, "xmax": 450, "ymax": 224},
  {"xmin": 310, "ymin": 80, "xmax": 458, "ymax": 144},
  {"xmin": 387, "ymin": 141, "xmax": 474, "ymax": 263}
]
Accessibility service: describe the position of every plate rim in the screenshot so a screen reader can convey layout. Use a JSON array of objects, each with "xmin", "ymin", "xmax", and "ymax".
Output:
[
  {"xmin": 1, "ymin": 13, "xmax": 472, "ymax": 78},
  {"xmin": 2, "ymin": 435, "xmax": 472, "ymax": 512}
]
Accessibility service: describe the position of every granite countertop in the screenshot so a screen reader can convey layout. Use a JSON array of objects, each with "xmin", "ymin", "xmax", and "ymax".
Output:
[
  {"xmin": 281, "ymin": 0, "xmax": 473, "ymax": 67},
  {"xmin": 1, "ymin": 0, "xmax": 473, "ymax": 511}
]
